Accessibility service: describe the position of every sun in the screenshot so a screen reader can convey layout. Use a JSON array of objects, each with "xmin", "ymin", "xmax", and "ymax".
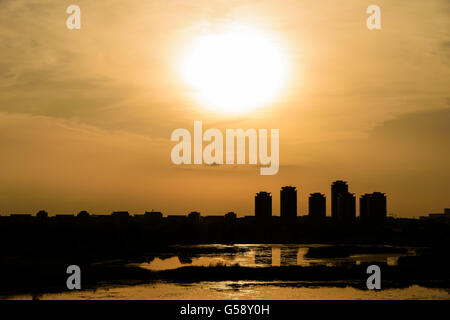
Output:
[{"xmin": 180, "ymin": 23, "xmax": 289, "ymax": 115}]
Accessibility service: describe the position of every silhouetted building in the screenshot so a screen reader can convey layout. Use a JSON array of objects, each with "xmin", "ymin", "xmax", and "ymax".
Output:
[
  {"xmin": 360, "ymin": 194, "xmax": 371, "ymax": 224},
  {"xmin": 141, "ymin": 211, "xmax": 163, "ymax": 224},
  {"xmin": 167, "ymin": 215, "xmax": 187, "ymax": 224},
  {"xmin": 309, "ymin": 193, "xmax": 326, "ymax": 221},
  {"xmin": 188, "ymin": 211, "xmax": 201, "ymax": 224},
  {"xmin": 331, "ymin": 180, "xmax": 348, "ymax": 221},
  {"xmin": 144, "ymin": 211, "xmax": 163, "ymax": 219},
  {"xmin": 280, "ymin": 186, "xmax": 297, "ymax": 224},
  {"xmin": 9, "ymin": 214, "xmax": 33, "ymax": 222},
  {"xmin": 360, "ymin": 192, "xmax": 387, "ymax": 225},
  {"xmin": 370, "ymin": 192, "xmax": 386, "ymax": 223},
  {"xmin": 255, "ymin": 192, "xmax": 272, "ymax": 222},
  {"xmin": 111, "ymin": 211, "xmax": 130, "ymax": 224},
  {"xmin": 77, "ymin": 210, "xmax": 90, "ymax": 218},
  {"xmin": 225, "ymin": 211, "xmax": 237, "ymax": 221},
  {"xmin": 111, "ymin": 211, "xmax": 130, "ymax": 217},
  {"xmin": 427, "ymin": 213, "xmax": 447, "ymax": 223},
  {"xmin": 54, "ymin": 214, "xmax": 75, "ymax": 222},
  {"xmin": 424, "ymin": 208, "xmax": 450, "ymax": 224},
  {"xmin": 337, "ymin": 192, "xmax": 356, "ymax": 223},
  {"xmin": 203, "ymin": 216, "xmax": 224, "ymax": 225},
  {"xmin": 36, "ymin": 210, "xmax": 48, "ymax": 219}
]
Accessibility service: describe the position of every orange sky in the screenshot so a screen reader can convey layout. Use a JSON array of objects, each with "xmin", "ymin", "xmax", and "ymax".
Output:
[{"xmin": 0, "ymin": 0, "xmax": 449, "ymax": 217}]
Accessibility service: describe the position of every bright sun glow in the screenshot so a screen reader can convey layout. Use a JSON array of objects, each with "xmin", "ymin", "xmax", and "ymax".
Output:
[{"xmin": 180, "ymin": 24, "xmax": 288, "ymax": 115}]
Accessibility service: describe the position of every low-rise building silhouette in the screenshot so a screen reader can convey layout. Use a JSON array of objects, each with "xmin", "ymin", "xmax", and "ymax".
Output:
[
  {"xmin": 423, "ymin": 208, "xmax": 450, "ymax": 224},
  {"xmin": 9, "ymin": 214, "xmax": 33, "ymax": 222},
  {"xmin": 144, "ymin": 211, "xmax": 163, "ymax": 219},
  {"xmin": 36, "ymin": 210, "xmax": 48, "ymax": 219},
  {"xmin": 167, "ymin": 215, "xmax": 187, "ymax": 224},
  {"xmin": 54, "ymin": 214, "xmax": 75, "ymax": 222},
  {"xmin": 188, "ymin": 211, "xmax": 201, "ymax": 224},
  {"xmin": 225, "ymin": 211, "xmax": 237, "ymax": 220},
  {"xmin": 77, "ymin": 210, "xmax": 90, "ymax": 219},
  {"xmin": 203, "ymin": 216, "xmax": 224, "ymax": 225},
  {"xmin": 111, "ymin": 211, "xmax": 130, "ymax": 217}
]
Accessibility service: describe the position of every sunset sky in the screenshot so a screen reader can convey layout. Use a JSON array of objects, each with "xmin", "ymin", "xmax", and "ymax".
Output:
[{"xmin": 0, "ymin": 0, "xmax": 449, "ymax": 217}]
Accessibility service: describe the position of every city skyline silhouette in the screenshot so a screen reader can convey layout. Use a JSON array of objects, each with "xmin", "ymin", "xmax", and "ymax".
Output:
[{"xmin": 1, "ymin": 180, "xmax": 391, "ymax": 219}]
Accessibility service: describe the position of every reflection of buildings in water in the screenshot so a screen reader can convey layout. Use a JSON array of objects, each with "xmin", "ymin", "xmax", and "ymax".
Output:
[
  {"xmin": 272, "ymin": 247, "xmax": 281, "ymax": 266},
  {"xmin": 251, "ymin": 246, "xmax": 309, "ymax": 267},
  {"xmin": 178, "ymin": 255, "xmax": 193, "ymax": 264},
  {"xmin": 355, "ymin": 255, "xmax": 398, "ymax": 266},
  {"xmin": 297, "ymin": 247, "xmax": 310, "ymax": 266},
  {"xmin": 254, "ymin": 247, "xmax": 272, "ymax": 266},
  {"xmin": 222, "ymin": 254, "xmax": 237, "ymax": 262},
  {"xmin": 146, "ymin": 256, "xmax": 183, "ymax": 271},
  {"xmin": 225, "ymin": 250, "xmax": 255, "ymax": 267},
  {"xmin": 280, "ymin": 247, "xmax": 298, "ymax": 266}
]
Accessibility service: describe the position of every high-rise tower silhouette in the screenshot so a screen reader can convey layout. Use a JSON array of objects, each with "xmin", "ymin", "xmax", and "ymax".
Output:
[
  {"xmin": 331, "ymin": 180, "xmax": 349, "ymax": 221},
  {"xmin": 280, "ymin": 186, "xmax": 297, "ymax": 223},
  {"xmin": 255, "ymin": 191, "xmax": 272, "ymax": 222},
  {"xmin": 309, "ymin": 193, "xmax": 326, "ymax": 221},
  {"xmin": 337, "ymin": 192, "xmax": 356, "ymax": 223},
  {"xmin": 360, "ymin": 192, "xmax": 387, "ymax": 225}
]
